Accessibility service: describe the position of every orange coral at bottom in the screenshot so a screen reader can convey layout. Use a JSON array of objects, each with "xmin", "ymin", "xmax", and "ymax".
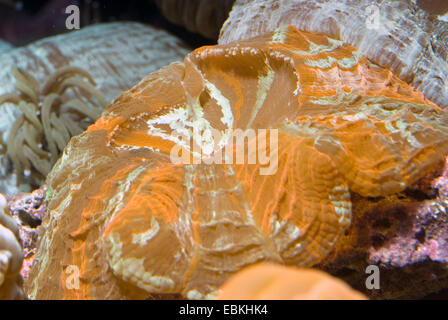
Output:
[{"xmin": 214, "ymin": 263, "xmax": 366, "ymax": 300}]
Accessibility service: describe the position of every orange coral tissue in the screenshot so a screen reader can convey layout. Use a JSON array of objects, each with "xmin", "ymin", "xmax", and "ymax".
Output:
[
  {"xmin": 27, "ymin": 25, "xmax": 448, "ymax": 299},
  {"xmin": 214, "ymin": 263, "xmax": 367, "ymax": 300}
]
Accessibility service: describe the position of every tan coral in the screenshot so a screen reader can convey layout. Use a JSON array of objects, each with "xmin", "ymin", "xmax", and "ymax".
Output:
[
  {"xmin": 154, "ymin": 0, "xmax": 235, "ymax": 39},
  {"xmin": 0, "ymin": 194, "xmax": 24, "ymax": 300},
  {"xmin": 27, "ymin": 26, "xmax": 448, "ymax": 299},
  {"xmin": 0, "ymin": 65, "xmax": 106, "ymax": 187},
  {"xmin": 0, "ymin": 22, "xmax": 190, "ymax": 194},
  {"xmin": 214, "ymin": 263, "xmax": 366, "ymax": 299}
]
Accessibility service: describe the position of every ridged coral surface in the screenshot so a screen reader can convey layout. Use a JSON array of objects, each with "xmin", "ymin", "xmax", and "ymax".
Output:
[
  {"xmin": 0, "ymin": 22, "xmax": 190, "ymax": 194},
  {"xmin": 0, "ymin": 194, "xmax": 24, "ymax": 299},
  {"xmin": 27, "ymin": 26, "xmax": 448, "ymax": 299},
  {"xmin": 219, "ymin": 0, "xmax": 448, "ymax": 109}
]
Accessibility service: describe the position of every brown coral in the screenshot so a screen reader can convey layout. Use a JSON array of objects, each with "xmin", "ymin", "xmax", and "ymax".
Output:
[
  {"xmin": 214, "ymin": 263, "xmax": 366, "ymax": 299},
  {"xmin": 27, "ymin": 26, "xmax": 448, "ymax": 299},
  {"xmin": 154, "ymin": 0, "xmax": 235, "ymax": 39},
  {"xmin": 0, "ymin": 39, "xmax": 12, "ymax": 54},
  {"xmin": 417, "ymin": 0, "xmax": 448, "ymax": 16}
]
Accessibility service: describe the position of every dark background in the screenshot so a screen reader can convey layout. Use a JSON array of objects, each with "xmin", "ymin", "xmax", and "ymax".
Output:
[{"xmin": 0, "ymin": 0, "xmax": 447, "ymax": 48}]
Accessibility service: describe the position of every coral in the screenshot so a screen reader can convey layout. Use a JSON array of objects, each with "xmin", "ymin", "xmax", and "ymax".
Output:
[
  {"xmin": 154, "ymin": 0, "xmax": 235, "ymax": 39},
  {"xmin": 27, "ymin": 26, "xmax": 448, "ymax": 299},
  {"xmin": 0, "ymin": 22, "xmax": 190, "ymax": 195},
  {"xmin": 0, "ymin": 66, "xmax": 106, "ymax": 187},
  {"xmin": 417, "ymin": 0, "xmax": 448, "ymax": 16},
  {"xmin": 219, "ymin": 0, "xmax": 448, "ymax": 109},
  {"xmin": 214, "ymin": 263, "xmax": 366, "ymax": 299},
  {"xmin": 0, "ymin": 193, "xmax": 25, "ymax": 299}
]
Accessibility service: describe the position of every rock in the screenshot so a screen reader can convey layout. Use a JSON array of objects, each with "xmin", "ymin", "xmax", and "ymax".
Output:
[{"xmin": 7, "ymin": 187, "xmax": 46, "ymax": 281}]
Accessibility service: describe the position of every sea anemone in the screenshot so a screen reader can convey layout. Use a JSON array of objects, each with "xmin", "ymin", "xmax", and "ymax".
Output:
[{"xmin": 0, "ymin": 65, "xmax": 106, "ymax": 187}]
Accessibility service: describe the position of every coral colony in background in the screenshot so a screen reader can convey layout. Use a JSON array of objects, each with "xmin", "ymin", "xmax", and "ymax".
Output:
[{"xmin": 0, "ymin": 0, "xmax": 448, "ymax": 300}]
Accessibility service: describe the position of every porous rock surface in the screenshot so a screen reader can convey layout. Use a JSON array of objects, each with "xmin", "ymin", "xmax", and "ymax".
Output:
[
  {"xmin": 154, "ymin": 0, "xmax": 235, "ymax": 39},
  {"xmin": 215, "ymin": 263, "xmax": 367, "ymax": 299}
]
